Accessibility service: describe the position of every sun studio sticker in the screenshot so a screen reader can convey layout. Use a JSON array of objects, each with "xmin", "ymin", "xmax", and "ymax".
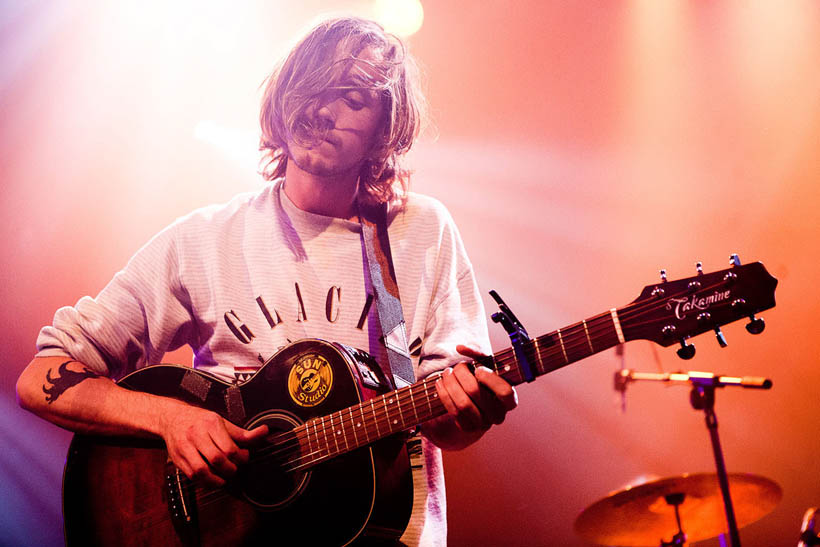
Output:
[{"xmin": 288, "ymin": 353, "xmax": 333, "ymax": 407}]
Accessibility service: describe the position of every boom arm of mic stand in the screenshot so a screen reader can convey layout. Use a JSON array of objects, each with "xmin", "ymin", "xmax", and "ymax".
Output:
[
  {"xmin": 615, "ymin": 369, "xmax": 773, "ymax": 390},
  {"xmin": 613, "ymin": 368, "xmax": 773, "ymax": 547}
]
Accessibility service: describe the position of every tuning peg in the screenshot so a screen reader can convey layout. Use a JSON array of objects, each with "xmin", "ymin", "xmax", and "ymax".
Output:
[
  {"xmin": 746, "ymin": 315, "xmax": 765, "ymax": 334},
  {"xmin": 730, "ymin": 254, "xmax": 741, "ymax": 267},
  {"xmin": 696, "ymin": 262, "xmax": 703, "ymax": 275},
  {"xmin": 714, "ymin": 327, "xmax": 728, "ymax": 347},
  {"xmin": 660, "ymin": 269, "xmax": 668, "ymax": 283},
  {"xmin": 676, "ymin": 339, "xmax": 696, "ymax": 360}
]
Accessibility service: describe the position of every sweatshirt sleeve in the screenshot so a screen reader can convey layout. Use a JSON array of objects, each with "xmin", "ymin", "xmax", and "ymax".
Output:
[
  {"xmin": 35, "ymin": 222, "xmax": 196, "ymax": 379},
  {"xmin": 416, "ymin": 206, "xmax": 491, "ymax": 380}
]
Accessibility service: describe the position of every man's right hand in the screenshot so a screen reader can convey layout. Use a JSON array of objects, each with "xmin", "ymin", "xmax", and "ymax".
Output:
[
  {"xmin": 17, "ymin": 356, "xmax": 269, "ymax": 488},
  {"xmin": 158, "ymin": 403, "xmax": 269, "ymax": 487}
]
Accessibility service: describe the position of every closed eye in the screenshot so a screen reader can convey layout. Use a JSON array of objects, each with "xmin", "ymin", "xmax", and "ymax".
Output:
[{"xmin": 343, "ymin": 91, "xmax": 366, "ymax": 111}]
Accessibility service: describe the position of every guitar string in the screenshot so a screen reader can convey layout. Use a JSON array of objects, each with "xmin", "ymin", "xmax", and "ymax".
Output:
[
  {"xmin": 189, "ymin": 380, "xmax": 447, "ymax": 509},
  {"xmin": 114, "ymin": 380, "xmax": 445, "ymax": 511},
  {"xmin": 252, "ymin": 376, "xmax": 442, "ymax": 467},
  {"xmin": 192, "ymin": 379, "xmax": 446, "ymax": 492},
  {"xmin": 233, "ymin": 276, "xmax": 737, "ymax": 475},
  {"xmin": 186, "ymin": 375, "xmax": 446, "ymax": 509},
  {"xmin": 263, "ymin": 274, "xmax": 736, "ymax": 464},
  {"xmin": 284, "ymin": 381, "xmax": 447, "ymax": 473},
  {"xmin": 506, "ymin": 274, "xmax": 741, "ymax": 374},
  {"xmin": 169, "ymin": 275, "xmax": 745, "ymax": 509},
  {"xmin": 186, "ymin": 280, "xmax": 749, "ymax": 511},
  {"xmin": 191, "ymin": 385, "xmax": 447, "ymax": 510},
  {"xmin": 189, "ymin": 299, "xmax": 668, "ymax": 507},
  {"xmin": 212, "ymin": 275, "xmax": 737, "ymax": 474}
]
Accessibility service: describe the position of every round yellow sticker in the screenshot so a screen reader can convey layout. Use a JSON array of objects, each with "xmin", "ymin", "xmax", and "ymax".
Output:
[{"xmin": 287, "ymin": 353, "xmax": 333, "ymax": 407}]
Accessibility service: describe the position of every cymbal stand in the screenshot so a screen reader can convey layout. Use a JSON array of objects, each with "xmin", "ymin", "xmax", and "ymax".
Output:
[
  {"xmin": 660, "ymin": 493, "xmax": 687, "ymax": 547},
  {"xmin": 689, "ymin": 380, "xmax": 740, "ymax": 547},
  {"xmin": 615, "ymin": 369, "xmax": 773, "ymax": 547}
]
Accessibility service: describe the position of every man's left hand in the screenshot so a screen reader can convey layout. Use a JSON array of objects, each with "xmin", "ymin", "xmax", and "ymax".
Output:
[{"xmin": 430, "ymin": 345, "xmax": 518, "ymax": 444}]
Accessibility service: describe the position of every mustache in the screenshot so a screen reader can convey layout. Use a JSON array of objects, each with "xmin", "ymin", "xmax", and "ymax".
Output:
[{"xmin": 292, "ymin": 107, "xmax": 334, "ymax": 145}]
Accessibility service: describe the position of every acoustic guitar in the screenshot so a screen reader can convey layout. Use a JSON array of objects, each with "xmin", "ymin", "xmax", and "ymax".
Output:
[{"xmin": 62, "ymin": 260, "xmax": 777, "ymax": 546}]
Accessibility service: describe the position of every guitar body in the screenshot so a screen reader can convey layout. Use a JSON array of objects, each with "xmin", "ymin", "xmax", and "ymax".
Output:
[{"xmin": 63, "ymin": 339, "xmax": 413, "ymax": 546}]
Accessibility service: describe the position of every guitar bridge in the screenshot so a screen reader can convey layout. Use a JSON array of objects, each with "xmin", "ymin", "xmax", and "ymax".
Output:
[{"xmin": 165, "ymin": 462, "xmax": 200, "ymax": 542}]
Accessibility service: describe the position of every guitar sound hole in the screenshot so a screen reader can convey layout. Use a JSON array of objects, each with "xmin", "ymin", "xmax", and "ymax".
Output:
[{"xmin": 239, "ymin": 412, "xmax": 310, "ymax": 510}]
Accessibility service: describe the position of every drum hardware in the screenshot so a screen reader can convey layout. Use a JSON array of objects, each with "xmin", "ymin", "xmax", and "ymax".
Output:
[{"xmin": 577, "ymin": 367, "xmax": 775, "ymax": 546}]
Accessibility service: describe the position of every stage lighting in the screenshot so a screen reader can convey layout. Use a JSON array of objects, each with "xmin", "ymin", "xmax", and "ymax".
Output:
[{"xmin": 373, "ymin": 0, "xmax": 424, "ymax": 37}]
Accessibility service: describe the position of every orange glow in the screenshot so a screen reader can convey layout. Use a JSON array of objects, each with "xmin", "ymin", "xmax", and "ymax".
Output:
[{"xmin": 2, "ymin": 2, "xmax": 820, "ymax": 546}]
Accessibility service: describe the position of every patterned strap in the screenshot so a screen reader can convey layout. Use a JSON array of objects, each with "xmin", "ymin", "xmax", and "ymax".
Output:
[{"xmin": 359, "ymin": 203, "xmax": 415, "ymax": 388}]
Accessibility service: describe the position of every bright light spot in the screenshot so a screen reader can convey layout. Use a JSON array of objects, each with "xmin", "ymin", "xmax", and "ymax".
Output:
[
  {"xmin": 373, "ymin": 0, "xmax": 424, "ymax": 37},
  {"xmin": 193, "ymin": 120, "xmax": 259, "ymax": 174}
]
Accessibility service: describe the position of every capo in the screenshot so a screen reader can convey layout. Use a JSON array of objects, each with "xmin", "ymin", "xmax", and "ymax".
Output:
[{"xmin": 489, "ymin": 290, "xmax": 536, "ymax": 382}]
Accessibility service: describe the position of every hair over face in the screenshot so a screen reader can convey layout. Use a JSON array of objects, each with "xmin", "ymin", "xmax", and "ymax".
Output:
[{"xmin": 259, "ymin": 17, "xmax": 426, "ymax": 206}]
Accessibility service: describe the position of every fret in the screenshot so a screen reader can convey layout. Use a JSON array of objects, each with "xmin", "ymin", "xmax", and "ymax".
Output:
[
  {"xmin": 509, "ymin": 347, "xmax": 521, "ymax": 377},
  {"xmin": 530, "ymin": 334, "xmax": 561, "ymax": 374},
  {"xmin": 305, "ymin": 421, "xmax": 314, "ymax": 461},
  {"xmin": 321, "ymin": 415, "xmax": 334, "ymax": 456},
  {"xmin": 311, "ymin": 419, "xmax": 322, "ymax": 461},
  {"xmin": 371, "ymin": 399, "xmax": 381, "ymax": 437},
  {"xmin": 319, "ymin": 419, "xmax": 328, "ymax": 460},
  {"xmin": 409, "ymin": 386, "xmax": 419, "ymax": 423},
  {"xmin": 556, "ymin": 328, "xmax": 570, "ymax": 364},
  {"xmin": 383, "ymin": 396, "xmax": 393, "ymax": 433},
  {"xmin": 563, "ymin": 323, "xmax": 595, "ymax": 363},
  {"xmin": 393, "ymin": 393, "xmax": 405, "ymax": 428},
  {"xmin": 328, "ymin": 414, "xmax": 341, "ymax": 454},
  {"xmin": 492, "ymin": 349, "xmax": 516, "ymax": 383},
  {"xmin": 587, "ymin": 312, "xmax": 623, "ymax": 350},
  {"xmin": 427, "ymin": 377, "xmax": 434, "ymax": 416},
  {"xmin": 338, "ymin": 412, "xmax": 349, "ymax": 451},
  {"xmin": 426, "ymin": 384, "xmax": 435, "ymax": 420},
  {"xmin": 532, "ymin": 337, "xmax": 545, "ymax": 374},
  {"xmin": 428, "ymin": 378, "xmax": 442, "ymax": 417},
  {"xmin": 582, "ymin": 319, "xmax": 594, "ymax": 353},
  {"xmin": 359, "ymin": 404, "xmax": 369, "ymax": 443},
  {"xmin": 349, "ymin": 407, "xmax": 359, "ymax": 447},
  {"xmin": 609, "ymin": 308, "xmax": 626, "ymax": 344}
]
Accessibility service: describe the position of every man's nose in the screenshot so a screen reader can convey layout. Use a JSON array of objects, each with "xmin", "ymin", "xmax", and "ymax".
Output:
[{"xmin": 315, "ymin": 102, "xmax": 336, "ymax": 130}]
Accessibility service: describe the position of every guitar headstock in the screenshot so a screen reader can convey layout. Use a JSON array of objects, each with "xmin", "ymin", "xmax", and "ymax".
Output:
[{"xmin": 620, "ymin": 259, "xmax": 778, "ymax": 351}]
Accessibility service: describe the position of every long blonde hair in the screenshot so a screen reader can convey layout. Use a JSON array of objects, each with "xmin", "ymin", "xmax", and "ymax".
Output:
[{"xmin": 259, "ymin": 17, "xmax": 427, "ymax": 206}]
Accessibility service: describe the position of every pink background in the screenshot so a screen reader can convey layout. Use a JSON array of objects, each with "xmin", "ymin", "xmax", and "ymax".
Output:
[{"xmin": 2, "ymin": 1, "xmax": 818, "ymax": 545}]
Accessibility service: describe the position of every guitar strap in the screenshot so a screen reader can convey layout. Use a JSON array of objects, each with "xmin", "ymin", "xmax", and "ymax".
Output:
[
  {"xmin": 359, "ymin": 200, "xmax": 428, "ymax": 544},
  {"xmin": 358, "ymin": 201, "xmax": 415, "ymax": 389}
]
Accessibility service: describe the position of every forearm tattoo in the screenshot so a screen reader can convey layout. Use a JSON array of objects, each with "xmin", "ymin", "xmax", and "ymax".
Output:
[{"xmin": 43, "ymin": 360, "xmax": 101, "ymax": 404}]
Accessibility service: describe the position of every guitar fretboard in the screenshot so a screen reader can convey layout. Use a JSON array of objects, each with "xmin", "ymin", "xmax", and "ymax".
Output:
[{"xmin": 491, "ymin": 308, "xmax": 626, "ymax": 385}]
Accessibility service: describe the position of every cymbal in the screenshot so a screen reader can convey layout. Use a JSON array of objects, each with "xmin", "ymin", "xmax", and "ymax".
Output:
[{"xmin": 574, "ymin": 472, "xmax": 781, "ymax": 546}]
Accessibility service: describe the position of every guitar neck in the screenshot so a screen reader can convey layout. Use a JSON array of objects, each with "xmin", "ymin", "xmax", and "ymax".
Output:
[{"xmin": 286, "ymin": 307, "xmax": 628, "ymax": 470}]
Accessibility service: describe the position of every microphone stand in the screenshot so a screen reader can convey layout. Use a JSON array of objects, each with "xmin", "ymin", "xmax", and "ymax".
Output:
[{"xmin": 615, "ymin": 370, "xmax": 772, "ymax": 547}]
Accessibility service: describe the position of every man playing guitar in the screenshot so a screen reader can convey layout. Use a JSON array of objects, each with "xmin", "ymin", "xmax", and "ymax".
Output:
[{"xmin": 16, "ymin": 16, "xmax": 517, "ymax": 546}]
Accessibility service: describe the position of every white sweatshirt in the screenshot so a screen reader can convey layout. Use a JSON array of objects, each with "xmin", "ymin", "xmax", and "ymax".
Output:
[{"xmin": 37, "ymin": 180, "xmax": 491, "ymax": 545}]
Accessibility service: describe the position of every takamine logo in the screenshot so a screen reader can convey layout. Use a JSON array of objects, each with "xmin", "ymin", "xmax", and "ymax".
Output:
[
  {"xmin": 288, "ymin": 353, "xmax": 333, "ymax": 407},
  {"xmin": 666, "ymin": 290, "xmax": 731, "ymax": 320}
]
